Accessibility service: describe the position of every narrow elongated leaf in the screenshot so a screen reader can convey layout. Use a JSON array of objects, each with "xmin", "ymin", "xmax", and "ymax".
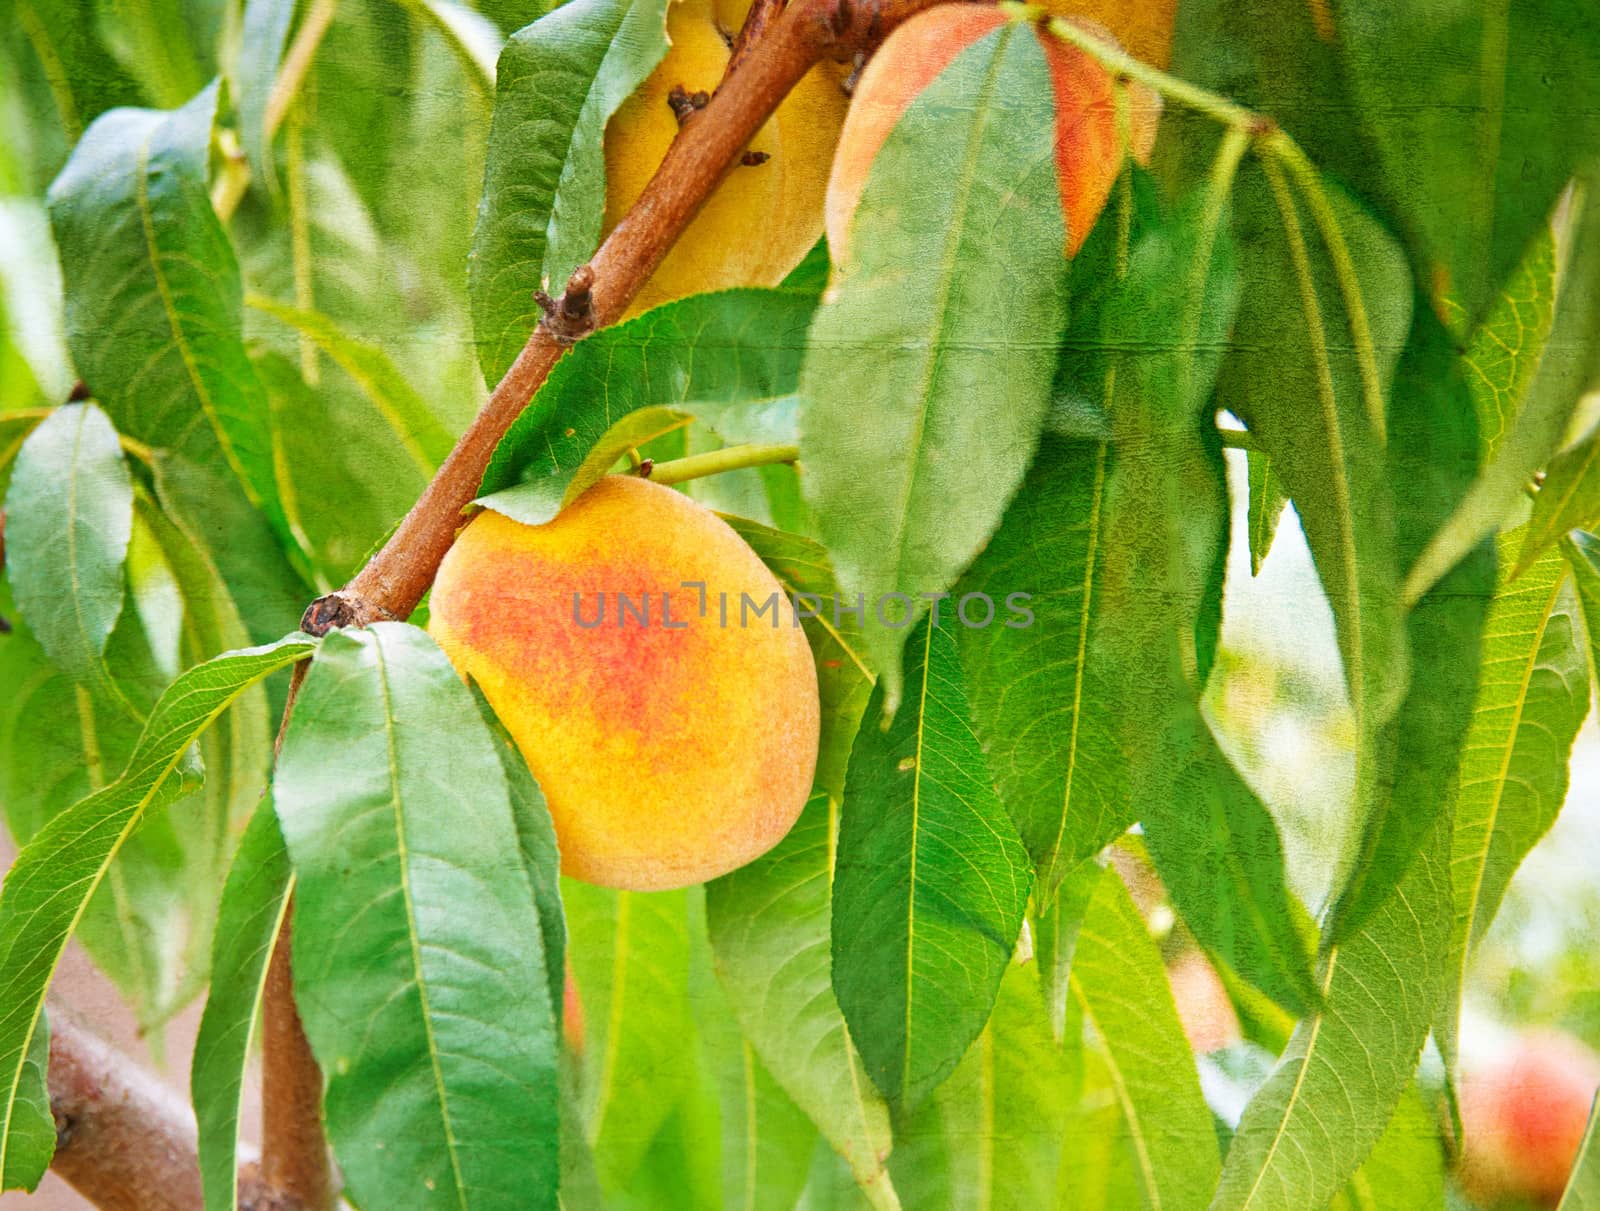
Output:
[
  {"xmin": 687, "ymin": 892, "xmax": 817, "ymax": 1211},
  {"xmin": 1568, "ymin": 531, "xmax": 1600, "ymax": 674},
  {"xmin": 10, "ymin": 0, "xmax": 144, "ymax": 139},
  {"xmin": 1094, "ymin": 200, "xmax": 1317, "ymax": 1014},
  {"xmin": 890, "ymin": 963, "xmax": 1075, "ymax": 1211},
  {"xmin": 800, "ymin": 21, "xmax": 1069, "ymax": 710},
  {"xmin": 235, "ymin": 0, "xmax": 297, "ymax": 186},
  {"xmin": 0, "ymin": 633, "xmax": 312, "ymax": 1190},
  {"xmin": 563, "ymin": 883, "xmax": 695, "ymax": 1193},
  {"xmin": 1406, "ymin": 176, "xmax": 1600, "ymax": 607},
  {"xmin": 478, "ymin": 286, "xmax": 820, "ymax": 515},
  {"xmin": 1518, "ymin": 432, "xmax": 1600, "ymax": 574},
  {"xmin": 192, "ymin": 796, "xmax": 294, "ymax": 1211},
  {"xmin": 1171, "ymin": 0, "xmax": 1598, "ymax": 330},
  {"xmin": 1328, "ymin": 300, "xmax": 1492, "ymax": 939},
  {"xmin": 707, "ymin": 794, "xmax": 899, "ymax": 1210},
  {"xmin": 1071, "ymin": 864, "xmax": 1221, "ymax": 1211},
  {"xmin": 273, "ymin": 624, "xmax": 559, "ymax": 1211},
  {"xmin": 0, "ymin": 573, "xmax": 216, "ymax": 1026},
  {"xmin": 1561, "ymin": 1101, "xmax": 1600, "ymax": 1211},
  {"xmin": 1443, "ymin": 540, "xmax": 1588, "ymax": 1068},
  {"xmin": 1451, "ymin": 230, "xmax": 1557, "ymax": 459},
  {"xmin": 1330, "ymin": 0, "xmax": 1600, "ymax": 326},
  {"xmin": 1329, "ymin": 1088, "xmax": 1445, "ymax": 1211},
  {"xmin": 0, "ymin": 1018, "xmax": 50, "ymax": 1192},
  {"xmin": 46, "ymin": 84, "xmax": 285, "ymax": 543},
  {"xmin": 1032, "ymin": 861, "xmax": 1097, "ymax": 1044},
  {"xmin": 470, "ymin": 685, "xmax": 565, "ymax": 1023},
  {"xmin": 1221, "ymin": 162, "xmax": 1411, "ymax": 909},
  {"xmin": 3, "ymin": 401, "xmax": 132, "ymax": 684},
  {"xmin": 247, "ymin": 295, "xmax": 457, "ymax": 473},
  {"xmin": 1209, "ymin": 807, "xmax": 1453, "ymax": 1211},
  {"xmin": 832, "ymin": 615, "xmax": 1034, "ymax": 1112},
  {"xmin": 1245, "ymin": 450, "xmax": 1287, "ymax": 576},
  {"xmin": 468, "ymin": 0, "xmax": 670, "ymax": 381},
  {"xmin": 955, "ymin": 436, "xmax": 1129, "ymax": 893}
]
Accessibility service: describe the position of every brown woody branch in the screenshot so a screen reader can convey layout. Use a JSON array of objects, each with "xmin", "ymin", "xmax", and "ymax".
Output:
[
  {"xmin": 36, "ymin": 0, "xmax": 938, "ymax": 1208},
  {"xmin": 46, "ymin": 1011, "xmax": 286, "ymax": 1211}
]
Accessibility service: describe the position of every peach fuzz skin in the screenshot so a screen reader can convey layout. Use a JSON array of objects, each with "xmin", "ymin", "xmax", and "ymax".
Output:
[
  {"xmin": 428, "ymin": 476, "xmax": 819, "ymax": 891},
  {"xmin": 824, "ymin": 6, "xmax": 1161, "ymax": 265}
]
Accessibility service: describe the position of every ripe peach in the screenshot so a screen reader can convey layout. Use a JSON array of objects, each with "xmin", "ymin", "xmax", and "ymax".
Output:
[
  {"xmin": 428, "ymin": 475, "xmax": 819, "ymax": 890},
  {"xmin": 1459, "ymin": 1030, "xmax": 1600, "ymax": 1206},
  {"xmin": 824, "ymin": 6, "xmax": 1160, "ymax": 266},
  {"xmin": 603, "ymin": 0, "xmax": 847, "ymax": 315}
]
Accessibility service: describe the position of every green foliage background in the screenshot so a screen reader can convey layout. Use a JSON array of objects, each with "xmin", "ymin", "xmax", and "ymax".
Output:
[{"xmin": 3, "ymin": 0, "xmax": 1600, "ymax": 1208}]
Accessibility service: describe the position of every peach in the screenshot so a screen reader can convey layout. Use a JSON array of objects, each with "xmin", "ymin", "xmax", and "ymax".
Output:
[
  {"xmin": 602, "ymin": 0, "xmax": 848, "ymax": 315},
  {"xmin": 428, "ymin": 475, "xmax": 819, "ymax": 890},
  {"xmin": 824, "ymin": 6, "xmax": 1161, "ymax": 266},
  {"xmin": 1460, "ymin": 1030, "xmax": 1600, "ymax": 1206}
]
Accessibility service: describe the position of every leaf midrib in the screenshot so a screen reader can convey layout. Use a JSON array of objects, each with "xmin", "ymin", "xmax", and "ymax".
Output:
[{"xmin": 373, "ymin": 639, "xmax": 470, "ymax": 1210}]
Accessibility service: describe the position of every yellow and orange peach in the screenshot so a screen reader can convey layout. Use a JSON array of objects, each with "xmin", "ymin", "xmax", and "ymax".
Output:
[
  {"xmin": 429, "ymin": 475, "xmax": 819, "ymax": 890},
  {"xmin": 602, "ymin": 0, "xmax": 848, "ymax": 315},
  {"xmin": 824, "ymin": 6, "xmax": 1161, "ymax": 265}
]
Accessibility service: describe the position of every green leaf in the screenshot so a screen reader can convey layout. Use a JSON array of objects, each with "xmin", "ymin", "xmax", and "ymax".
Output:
[
  {"xmin": 889, "ymin": 963, "xmax": 1076, "ymax": 1211},
  {"xmin": 0, "ymin": 575, "xmax": 194, "ymax": 1027},
  {"xmin": 1245, "ymin": 449, "xmax": 1287, "ymax": 577},
  {"xmin": 9, "ymin": 0, "xmax": 145, "ymax": 142},
  {"xmin": 1518, "ymin": 431, "xmax": 1600, "ymax": 575},
  {"xmin": 251, "ymin": 349, "xmax": 429, "ymax": 586},
  {"xmin": 1449, "ymin": 229, "xmax": 1558, "ymax": 460},
  {"xmin": 234, "ymin": 0, "xmax": 296, "ymax": 187},
  {"xmin": 2, "ymin": 401, "xmax": 132, "ymax": 686},
  {"xmin": 1568, "ymin": 530, "xmax": 1600, "ymax": 677},
  {"xmin": 1405, "ymin": 173, "xmax": 1600, "ymax": 607},
  {"xmin": 0, "ymin": 1015, "xmax": 50, "ymax": 1192},
  {"xmin": 563, "ymin": 882, "xmax": 696, "ymax": 1194},
  {"xmin": 1328, "ymin": 1087, "xmax": 1445, "ymax": 1211},
  {"xmin": 1442, "ymin": 538, "xmax": 1589, "ymax": 1073},
  {"xmin": 1561, "ymin": 1099, "xmax": 1600, "ymax": 1211},
  {"xmin": 1171, "ymin": 0, "xmax": 1599, "ymax": 330},
  {"xmin": 1329, "ymin": 0, "xmax": 1600, "ymax": 326},
  {"xmin": 706, "ymin": 793, "xmax": 899, "ymax": 1211},
  {"xmin": 192, "ymin": 795, "xmax": 294, "ymax": 1211},
  {"xmin": 954, "ymin": 435, "xmax": 1129, "ymax": 893},
  {"xmin": 687, "ymin": 891, "xmax": 817, "ymax": 1211},
  {"xmin": 1220, "ymin": 161, "xmax": 1411, "ymax": 904},
  {"xmin": 470, "ymin": 683, "xmax": 566, "ymax": 1024},
  {"xmin": 720, "ymin": 518, "xmax": 873, "ymax": 802},
  {"xmin": 1069, "ymin": 864, "xmax": 1220, "ymax": 1211},
  {"xmin": 247, "ymin": 295, "xmax": 458, "ymax": 474},
  {"xmin": 1093, "ymin": 196, "xmax": 1317, "ymax": 1014},
  {"xmin": 1325, "ymin": 299, "xmax": 1493, "ymax": 940},
  {"xmin": 468, "ymin": 0, "xmax": 670, "ymax": 382},
  {"xmin": 273, "ymin": 624, "xmax": 559, "ymax": 1211},
  {"xmin": 1210, "ymin": 806, "xmax": 1453, "ymax": 1211},
  {"xmin": 832, "ymin": 615, "xmax": 1034, "ymax": 1112},
  {"xmin": 45, "ymin": 83, "xmax": 288, "ymax": 550},
  {"xmin": 799, "ymin": 21, "xmax": 1069, "ymax": 711},
  {"xmin": 0, "ymin": 633, "xmax": 312, "ymax": 1190},
  {"xmin": 1031, "ymin": 861, "xmax": 1097, "ymax": 1045},
  {"xmin": 478, "ymin": 286, "xmax": 820, "ymax": 517}
]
